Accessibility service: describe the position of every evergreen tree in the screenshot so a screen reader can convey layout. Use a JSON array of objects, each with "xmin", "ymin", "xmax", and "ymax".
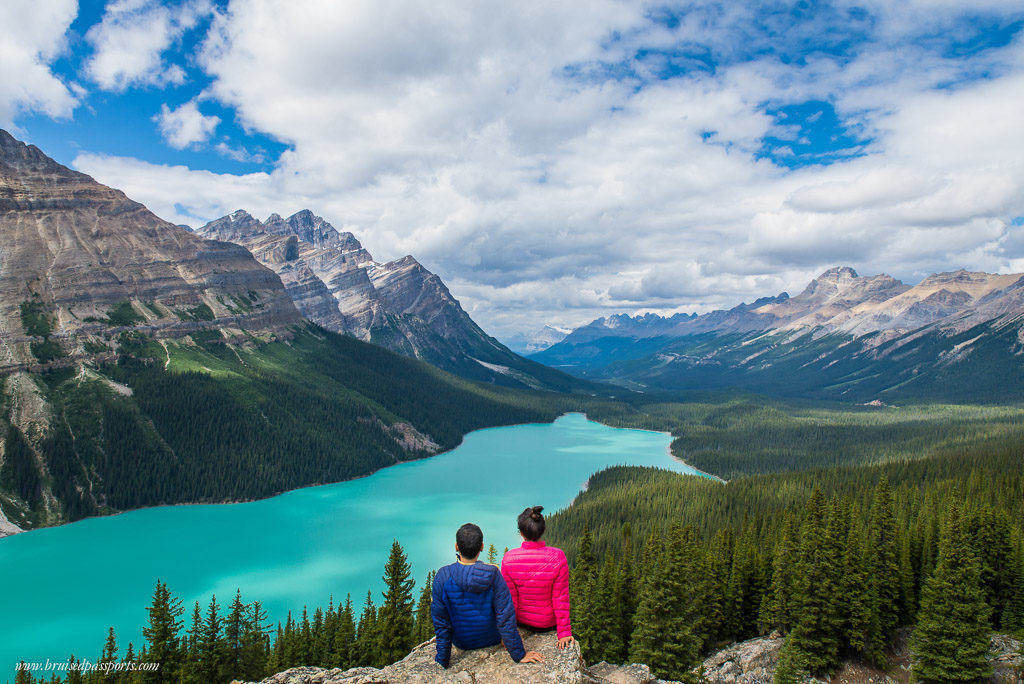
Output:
[
  {"xmin": 571, "ymin": 527, "xmax": 598, "ymax": 656},
  {"xmin": 140, "ymin": 580, "xmax": 184, "ymax": 684},
  {"xmin": 99, "ymin": 627, "xmax": 120, "ymax": 684},
  {"xmin": 223, "ymin": 590, "xmax": 246, "ymax": 680},
  {"xmin": 587, "ymin": 555, "xmax": 624, "ymax": 662},
  {"xmin": 377, "ymin": 540, "xmax": 416, "ymax": 665},
  {"xmin": 412, "ymin": 572, "xmax": 434, "ymax": 644},
  {"xmin": 866, "ymin": 478, "xmax": 900, "ymax": 663},
  {"xmin": 240, "ymin": 601, "xmax": 271, "ymax": 680},
  {"xmin": 198, "ymin": 594, "xmax": 226, "ymax": 682},
  {"xmin": 761, "ymin": 516, "xmax": 796, "ymax": 634},
  {"xmin": 629, "ymin": 525, "xmax": 704, "ymax": 681},
  {"xmin": 486, "ymin": 544, "xmax": 498, "ymax": 564},
  {"xmin": 332, "ymin": 595, "xmax": 357, "ymax": 669},
  {"xmin": 614, "ymin": 546, "xmax": 638, "ymax": 662},
  {"xmin": 354, "ymin": 591, "xmax": 378, "ymax": 666},
  {"xmin": 180, "ymin": 602, "xmax": 203, "ymax": 684},
  {"xmin": 14, "ymin": 663, "xmax": 33, "ymax": 684},
  {"xmin": 785, "ymin": 490, "xmax": 842, "ymax": 675},
  {"xmin": 839, "ymin": 522, "xmax": 873, "ymax": 656},
  {"xmin": 706, "ymin": 527, "xmax": 733, "ymax": 643},
  {"xmin": 911, "ymin": 504, "xmax": 992, "ymax": 682},
  {"xmin": 66, "ymin": 656, "xmax": 83, "ymax": 684}
]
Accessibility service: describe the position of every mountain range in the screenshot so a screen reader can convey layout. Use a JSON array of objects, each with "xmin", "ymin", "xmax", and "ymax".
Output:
[
  {"xmin": 533, "ymin": 266, "xmax": 1024, "ymax": 402},
  {"xmin": 0, "ymin": 129, "xmax": 571, "ymax": 535},
  {"xmin": 197, "ymin": 209, "xmax": 577, "ymax": 391}
]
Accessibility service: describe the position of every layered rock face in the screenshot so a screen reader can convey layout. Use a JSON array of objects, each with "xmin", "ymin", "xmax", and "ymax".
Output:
[
  {"xmin": 0, "ymin": 129, "xmax": 301, "ymax": 368},
  {"xmin": 199, "ymin": 210, "xmax": 574, "ymax": 389}
]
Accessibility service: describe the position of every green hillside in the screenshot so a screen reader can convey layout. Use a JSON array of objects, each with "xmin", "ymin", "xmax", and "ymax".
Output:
[{"xmin": 0, "ymin": 324, "xmax": 576, "ymax": 531}]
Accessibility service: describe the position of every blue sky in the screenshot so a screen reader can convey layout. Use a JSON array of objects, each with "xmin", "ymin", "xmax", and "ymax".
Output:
[{"xmin": 3, "ymin": 0, "xmax": 1024, "ymax": 337}]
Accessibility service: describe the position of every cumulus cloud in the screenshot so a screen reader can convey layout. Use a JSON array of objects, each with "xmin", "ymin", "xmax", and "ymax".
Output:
[
  {"xmin": 0, "ymin": 0, "xmax": 78, "ymax": 127},
  {"xmin": 73, "ymin": 0, "xmax": 1024, "ymax": 337},
  {"xmin": 154, "ymin": 99, "xmax": 220, "ymax": 148},
  {"xmin": 85, "ymin": 0, "xmax": 212, "ymax": 91}
]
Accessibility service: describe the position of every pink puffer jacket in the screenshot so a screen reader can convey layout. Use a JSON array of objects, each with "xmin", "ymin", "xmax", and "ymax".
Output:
[{"xmin": 500, "ymin": 540, "xmax": 572, "ymax": 638}]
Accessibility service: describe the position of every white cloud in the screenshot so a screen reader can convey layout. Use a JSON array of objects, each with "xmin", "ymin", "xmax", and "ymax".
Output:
[
  {"xmin": 154, "ymin": 99, "xmax": 220, "ymax": 148},
  {"xmin": 85, "ymin": 0, "xmax": 212, "ymax": 91},
  {"xmin": 73, "ymin": 1, "xmax": 1024, "ymax": 337},
  {"xmin": 0, "ymin": 0, "xmax": 78, "ymax": 127}
]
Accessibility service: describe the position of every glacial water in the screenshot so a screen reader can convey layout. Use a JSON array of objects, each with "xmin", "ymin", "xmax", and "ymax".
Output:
[{"xmin": 0, "ymin": 413, "xmax": 702, "ymax": 676}]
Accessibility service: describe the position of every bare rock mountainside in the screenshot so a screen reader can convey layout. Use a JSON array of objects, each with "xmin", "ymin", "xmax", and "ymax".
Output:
[
  {"xmin": 534, "ymin": 266, "xmax": 1024, "ymax": 402},
  {"xmin": 0, "ymin": 128, "xmax": 302, "ymax": 372},
  {"xmin": 198, "ymin": 210, "xmax": 580, "ymax": 391}
]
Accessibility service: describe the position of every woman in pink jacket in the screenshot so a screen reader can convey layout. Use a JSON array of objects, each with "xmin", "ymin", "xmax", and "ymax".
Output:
[{"xmin": 500, "ymin": 506, "xmax": 574, "ymax": 649}]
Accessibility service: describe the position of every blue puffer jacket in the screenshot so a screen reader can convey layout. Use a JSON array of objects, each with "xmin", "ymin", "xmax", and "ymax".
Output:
[{"xmin": 431, "ymin": 560, "xmax": 526, "ymax": 667}]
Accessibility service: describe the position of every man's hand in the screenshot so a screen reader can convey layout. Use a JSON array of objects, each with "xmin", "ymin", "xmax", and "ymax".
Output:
[
  {"xmin": 556, "ymin": 636, "xmax": 574, "ymax": 650},
  {"xmin": 520, "ymin": 650, "xmax": 545, "ymax": 664}
]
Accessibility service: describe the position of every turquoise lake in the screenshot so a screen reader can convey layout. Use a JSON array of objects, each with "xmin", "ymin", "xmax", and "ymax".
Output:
[{"xmin": 0, "ymin": 413, "xmax": 699, "ymax": 674}]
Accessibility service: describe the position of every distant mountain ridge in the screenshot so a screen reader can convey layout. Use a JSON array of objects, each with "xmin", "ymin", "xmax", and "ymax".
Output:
[
  {"xmin": 533, "ymin": 267, "xmax": 1024, "ymax": 401},
  {"xmin": 198, "ymin": 210, "xmax": 580, "ymax": 391}
]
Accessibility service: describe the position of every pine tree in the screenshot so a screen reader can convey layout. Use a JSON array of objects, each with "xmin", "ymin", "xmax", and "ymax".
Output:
[
  {"xmin": 866, "ymin": 478, "xmax": 900, "ymax": 663},
  {"xmin": 181, "ymin": 601, "xmax": 203, "ymax": 684},
  {"xmin": 199, "ymin": 594, "xmax": 226, "ymax": 681},
  {"xmin": 587, "ymin": 555, "xmax": 624, "ymax": 662},
  {"xmin": 762, "ymin": 516, "xmax": 796, "ymax": 634},
  {"xmin": 100, "ymin": 627, "xmax": 120, "ymax": 684},
  {"xmin": 706, "ymin": 527, "xmax": 733, "ymax": 643},
  {"xmin": 66, "ymin": 655, "xmax": 84, "ymax": 684},
  {"xmin": 332, "ymin": 595, "xmax": 357, "ymax": 668},
  {"xmin": 14, "ymin": 663, "xmax": 32, "ymax": 684},
  {"xmin": 354, "ymin": 591, "xmax": 378, "ymax": 666},
  {"xmin": 629, "ymin": 525, "xmax": 704, "ymax": 681},
  {"xmin": 223, "ymin": 590, "xmax": 246, "ymax": 680},
  {"xmin": 377, "ymin": 540, "xmax": 416, "ymax": 665},
  {"xmin": 840, "ymin": 522, "xmax": 873, "ymax": 656},
  {"xmin": 240, "ymin": 601, "xmax": 270, "ymax": 680},
  {"xmin": 140, "ymin": 580, "xmax": 184, "ymax": 683},
  {"xmin": 486, "ymin": 544, "xmax": 498, "ymax": 564},
  {"xmin": 572, "ymin": 527, "xmax": 599, "ymax": 656},
  {"xmin": 614, "ymin": 548, "xmax": 638, "ymax": 662},
  {"xmin": 412, "ymin": 572, "xmax": 434, "ymax": 644},
  {"xmin": 785, "ymin": 490, "xmax": 842, "ymax": 675},
  {"xmin": 911, "ymin": 503, "xmax": 992, "ymax": 682}
]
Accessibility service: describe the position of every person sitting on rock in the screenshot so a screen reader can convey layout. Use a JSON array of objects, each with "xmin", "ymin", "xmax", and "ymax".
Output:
[
  {"xmin": 431, "ymin": 522, "xmax": 544, "ymax": 668},
  {"xmin": 500, "ymin": 506, "xmax": 574, "ymax": 649}
]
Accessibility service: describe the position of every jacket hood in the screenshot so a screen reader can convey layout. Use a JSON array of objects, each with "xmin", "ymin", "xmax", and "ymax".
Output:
[{"xmin": 451, "ymin": 561, "xmax": 498, "ymax": 594}]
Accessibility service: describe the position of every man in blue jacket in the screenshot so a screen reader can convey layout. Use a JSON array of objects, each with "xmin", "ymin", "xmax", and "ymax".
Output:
[{"xmin": 431, "ymin": 523, "xmax": 544, "ymax": 668}]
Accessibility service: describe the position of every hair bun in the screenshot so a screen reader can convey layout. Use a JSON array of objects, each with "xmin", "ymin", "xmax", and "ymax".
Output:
[{"xmin": 531, "ymin": 505, "xmax": 544, "ymax": 520}]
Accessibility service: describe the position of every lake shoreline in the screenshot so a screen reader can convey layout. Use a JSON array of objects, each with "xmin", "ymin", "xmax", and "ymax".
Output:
[{"xmin": 0, "ymin": 411, "xmax": 719, "ymax": 541}]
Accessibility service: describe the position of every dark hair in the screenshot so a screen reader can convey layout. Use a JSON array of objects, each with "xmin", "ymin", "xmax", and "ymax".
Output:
[
  {"xmin": 517, "ymin": 506, "xmax": 545, "ymax": 541},
  {"xmin": 456, "ymin": 523, "xmax": 484, "ymax": 559}
]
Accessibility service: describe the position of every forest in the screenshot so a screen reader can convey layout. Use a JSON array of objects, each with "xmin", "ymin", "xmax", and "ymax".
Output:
[
  {"xmin": 0, "ymin": 324, "xmax": 578, "ymax": 529},
  {"xmin": 12, "ymin": 391, "xmax": 1024, "ymax": 683}
]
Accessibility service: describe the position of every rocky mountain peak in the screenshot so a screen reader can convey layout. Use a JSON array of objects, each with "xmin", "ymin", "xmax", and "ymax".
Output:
[
  {"xmin": 819, "ymin": 265, "xmax": 859, "ymax": 281},
  {"xmin": 0, "ymin": 130, "xmax": 52, "ymax": 166}
]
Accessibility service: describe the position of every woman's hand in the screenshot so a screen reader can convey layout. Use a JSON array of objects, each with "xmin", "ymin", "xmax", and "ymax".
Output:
[
  {"xmin": 520, "ymin": 650, "xmax": 545, "ymax": 663},
  {"xmin": 557, "ymin": 636, "xmax": 574, "ymax": 650}
]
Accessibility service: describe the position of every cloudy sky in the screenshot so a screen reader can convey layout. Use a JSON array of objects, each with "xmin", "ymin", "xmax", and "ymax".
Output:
[{"xmin": 3, "ymin": 0, "xmax": 1024, "ymax": 340}]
